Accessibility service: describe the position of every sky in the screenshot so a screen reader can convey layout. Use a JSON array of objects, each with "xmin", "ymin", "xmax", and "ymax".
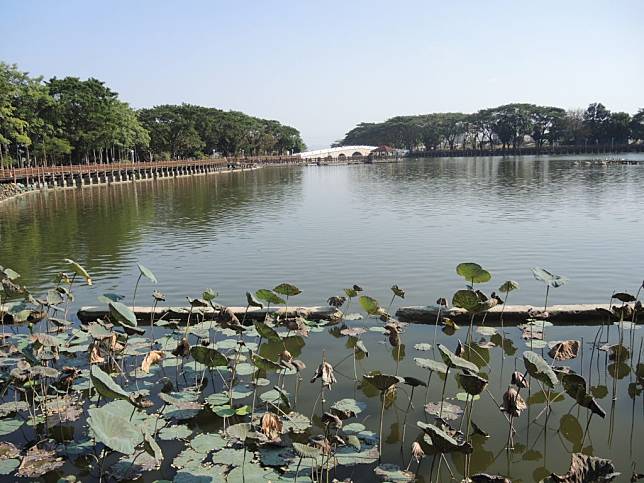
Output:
[{"xmin": 2, "ymin": 1, "xmax": 643, "ymax": 149}]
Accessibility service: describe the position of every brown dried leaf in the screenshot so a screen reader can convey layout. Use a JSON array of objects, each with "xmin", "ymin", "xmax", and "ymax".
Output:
[
  {"xmin": 260, "ymin": 412, "xmax": 283, "ymax": 440},
  {"xmin": 501, "ymin": 387, "xmax": 527, "ymax": 417},
  {"xmin": 550, "ymin": 453, "xmax": 619, "ymax": 482},
  {"xmin": 310, "ymin": 361, "xmax": 336, "ymax": 388},
  {"xmin": 549, "ymin": 340, "xmax": 580, "ymax": 361},
  {"xmin": 141, "ymin": 350, "xmax": 165, "ymax": 373},
  {"xmin": 17, "ymin": 445, "xmax": 64, "ymax": 478}
]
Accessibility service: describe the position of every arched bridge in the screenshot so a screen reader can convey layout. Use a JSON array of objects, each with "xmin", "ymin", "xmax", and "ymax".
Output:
[{"xmin": 296, "ymin": 146, "xmax": 377, "ymax": 160}]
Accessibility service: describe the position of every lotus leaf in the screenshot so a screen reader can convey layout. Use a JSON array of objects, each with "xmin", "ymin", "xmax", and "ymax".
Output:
[
  {"xmin": 190, "ymin": 346, "xmax": 228, "ymax": 367},
  {"xmin": 438, "ymin": 344, "xmax": 479, "ymax": 372},
  {"xmin": 374, "ymin": 463, "xmax": 415, "ymax": 482},
  {"xmin": 359, "ymin": 295, "xmax": 381, "ymax": 315},
  {"xmin": 137, "ymin": 263, "xmax": 158, "ymax": 284},
  {"xmin": 414, "ymin": 357, "xmax": 448, "ymax": 374},
  {"xmin": 363, "ymin": 373, "xmax": 403, "ymax": 392},
  {"xmin": 253, "ymin": 320, "xmax": 281, "ymax": 342},
  {"xmin": 456, "ymin": 263, "xmax": 491, "ymax": 284},
  {"xmin": 457, "ymin": 372, "xmax": 488, "ymax": 395},
  {"xmin": 88, "ymin": 406, "xmax": 142, "ymax": 455},
  {"xmin": 274, "ymin": 283, "xmax": 301, "ymax": 297},
  {"xmin": 523, "ymin": 351, "xmax": 559, "ymax": 388},
  {"xmin": 255, "ymin": 289, "xmax": 285, "ymax": 305},
  {"xmin": 65, "ymin": 259, "xmax": 92, "ymax": 285},
  {"xmin": 417, "ymin": 421, "xmax": 473, "ymax": 454},
  {"xmin": 531, "ymin": 267, "xmax": 568, "ymax": 288},
  {"xmin": 109, "ymin": 301, "xmax": 137, "ymax": 328},
  {"xmin": 90, "ymin": 365, "xmax": 131, "ymax": 401}
]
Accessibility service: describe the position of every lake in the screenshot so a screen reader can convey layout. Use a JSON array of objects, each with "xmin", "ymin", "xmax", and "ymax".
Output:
[
  {"xmin": 1, "ymin": 154, "xmax": 643, "ymax": 308},
  {"xmin": 0, "ymin": 154, "xmax": 643, "ymax": 482}
]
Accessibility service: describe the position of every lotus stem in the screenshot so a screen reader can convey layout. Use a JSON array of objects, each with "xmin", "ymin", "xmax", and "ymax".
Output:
[
  {"xmin": 132, "ymin": 273, "xmax": 142, "ymax": 308},
  {"xmin": 378, "ymin": 391, "xmax": 386, "ymax": 461},
  {"xmin": 438, "ymin": 367, "xmax": 450, "ymax": 419}
]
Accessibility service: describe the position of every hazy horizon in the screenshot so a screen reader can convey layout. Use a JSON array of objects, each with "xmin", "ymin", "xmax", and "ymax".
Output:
[{"xmin": 2, "ymin": 0, "xmax": 643, "ymax": 149}]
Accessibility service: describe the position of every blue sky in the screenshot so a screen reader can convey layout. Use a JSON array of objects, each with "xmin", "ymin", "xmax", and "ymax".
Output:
[{"xmin": 2, "ymin": 0, "xmax": 643, "ymax": 149}]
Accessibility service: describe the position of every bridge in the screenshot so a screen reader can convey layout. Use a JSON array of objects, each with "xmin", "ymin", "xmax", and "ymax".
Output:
[
  {"xmin": 0, "ymin": 156, "xmax": 302, "ymax": 187},
  {"xmin": 296, "ymin": 146, "xmax": 377, "ymax": 160}
]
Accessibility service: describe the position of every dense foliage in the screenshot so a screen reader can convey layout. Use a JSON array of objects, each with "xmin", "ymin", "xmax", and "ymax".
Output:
[
  {"xmin": 0, "ymin": 62, "xmax": 305, "ymax": 167},
  {"xmin": 339, "ymin": 103, "xmax": 644, "ymax": 151}
]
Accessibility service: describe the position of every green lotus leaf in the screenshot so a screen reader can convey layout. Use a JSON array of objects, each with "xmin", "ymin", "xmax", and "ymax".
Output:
[
  {"xmin": 457, "ymin": 372, "xmax": 488, "ymax": 396},
  {"xmin": 143, "ymin": 432, "xmax": 163, "ymax": 462},
  {"xmin": 252, "ymin": 353, "xmax": 282, "ymax": 371},
  {"xmin": 374, "ymin": 463, "xmax": 415, "ymax": 482},
  {"xmin": 202, "ymin": 288, "xmax": 217, "ymax": 301},
  {"xmin": 390, "ymin": 285, "xmax": 405, "ymax": 299},
  {"xmin": 424, "ymin": 401, "xmax": 463, "ymax": 421},
  {"xmin": 331, "ymin": 398, "xmax": 367, "ymax": 418},
  {"xmin": 531, "ymin": 267, "xmax": 568, "ymax": 288},
  {"xmin": 359, "ymin": 295, "xmax": 381, "ymax": 315},
  {"xmin": 499, "ymin": 280, "xmax": 520, "ymax": 293},
  {"xmin": 246, "ymin": 291, "xmax": 263, "ymax": 308},
  {"xmin": 456, "ymin": 263, "xmax": 491, "ymax": 284},
  {"xmin": 273, "ymin": 283, "xmax": 301, "ymax": 297},
  {"xmin": 1, "ymin": 267, "xmax": 20, "ymax": 280},
  {"xmin": 190, "ymin": 346, "xmax": 228, "ymax": 367},
  {"xmin": 523, "ymin": 351, "xmax": 559, "ymax": 388},
  {"xmin": 561, "ymin": 373, "xmax": 587, "ymax": 401},
  {"xmin": 191, "ymin": 433, "xmax": 226, "ymax": 453},
  {"xmin": 282, "ymin": 412, "xmax": 311, "ymax": 433},
  {"xmin": 363, "ymin": 373, "xmax": 403, "ymax": 392},
  {"xmin": 438, "ymin": 344, "xmax": 479, "ymax": 373},
  {"xmin": 137, "ymin": 263, "xmax": 157, "ymax": 284},
  {"xmin": 255, "ymin": 289, "xmax": 285, "ymax": 305},
  {"xmin": 414, "ymin": 357, "xmax": 448, "ymax": 374},
  {"xmin": 344, "ymin": 288, "xmax": 358, "ymax": 298},
  {"xmin": 158, "ymin": 425, "xmax": 192, "ymax": 440},
  {"xmin": 613, "ymin": 291, "xmax": 636, "ymax": 303},
  {"xmin": 109, "ymin": 301, "xmax": 138, "ymax": 328},
  {"xmin": 403, "ymin": 376, "xmax": 427, "ymax": 387},
  {"xmin": 417, "ymin": 421, "xmax": 472, "ymax": 454},
  {"xmin": 90, "ymin": 365, "xmax": 131, "ymax": 401},
  {"xmin": 0, "ymin": 418, "xmax": 23, "ymax": 436},
  {"xmin": 227, "ymin": 422, "xmax": 252, "ymax": 441},
  {"xmin": 0, "ymin": 458, "xmax": 19, "ymax": 476},
  {"xmin": 88, "ymin": 406, "xmax": 142, "ymax": 455},
  {"xmin": 292, "ymin": 442, "xmax": 321, "ymax": 460},
  {"xmin": 452, "ymin": 289, "xmax": 491, "ymax": 314},
  {"xmin": 65, "ymin": 259, "xmax": 92, "ymax": 285},
  {"xmin": 355, "ymin": 340, "xmax": 369, "ymax": 356},
  {"xmin": 253, "ymin": 320, "xmax": 281, "ymax": 342}
]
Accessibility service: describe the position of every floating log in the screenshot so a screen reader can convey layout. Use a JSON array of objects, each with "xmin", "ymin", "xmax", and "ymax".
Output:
[
  {"xmin": 77, "ymin": 305, "xmax": 342, "ymax": 324},
  {"xmin": 395, "ymin": 303, "xmax": 642, "ymax": 326}
]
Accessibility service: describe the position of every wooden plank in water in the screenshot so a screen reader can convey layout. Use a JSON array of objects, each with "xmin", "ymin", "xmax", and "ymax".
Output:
[
  {"xmin": 395, "ymin": 303, "xmax": 641, "ymax": 325},
  {"xmin": 77, "ymin": 305, "xmax": 342, "ymax": 324}
]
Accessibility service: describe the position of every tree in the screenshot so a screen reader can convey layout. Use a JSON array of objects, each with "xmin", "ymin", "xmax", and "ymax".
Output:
[
  {"xmin": 583, "ymin": 102, "xmax": 612, "ymax": 144},
  {"xmin": 631, "ymin": 108, "xmax": 644, "ymax": 142}
]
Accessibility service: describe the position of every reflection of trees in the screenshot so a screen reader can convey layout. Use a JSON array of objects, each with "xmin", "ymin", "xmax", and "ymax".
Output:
[{"xmin": 0, "ymin": 167, "xmax": 301, "ymax": 292}]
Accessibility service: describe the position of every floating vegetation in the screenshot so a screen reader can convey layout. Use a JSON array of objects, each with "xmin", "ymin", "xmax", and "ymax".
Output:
[{"xmin": 0, "ymin": 262, "xmax": 641, "ymax": 481}]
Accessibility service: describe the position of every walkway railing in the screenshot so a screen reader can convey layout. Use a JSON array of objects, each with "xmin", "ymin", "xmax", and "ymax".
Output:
[{"xmin": 0, "ymin": 155, "xmax": 303, "ymax": 183}]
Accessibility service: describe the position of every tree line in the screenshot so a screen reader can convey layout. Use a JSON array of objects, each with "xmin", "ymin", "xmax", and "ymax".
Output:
[
  {"xmin": 338, "ymin": 103, "xmax": 644, "ymax": 152},
  {"xmin": 0, "ymin": 62, "xmax": 305, "ymax": 167}
]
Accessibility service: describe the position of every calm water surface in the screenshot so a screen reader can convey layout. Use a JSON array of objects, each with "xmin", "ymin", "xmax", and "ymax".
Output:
[
  {"xmin": 1, "ymin": 155, "xmax": 643, "ymax": 308},
  {"xmin": 0, "ymin": 155, "xmax": 643, "ymax": 482}
]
